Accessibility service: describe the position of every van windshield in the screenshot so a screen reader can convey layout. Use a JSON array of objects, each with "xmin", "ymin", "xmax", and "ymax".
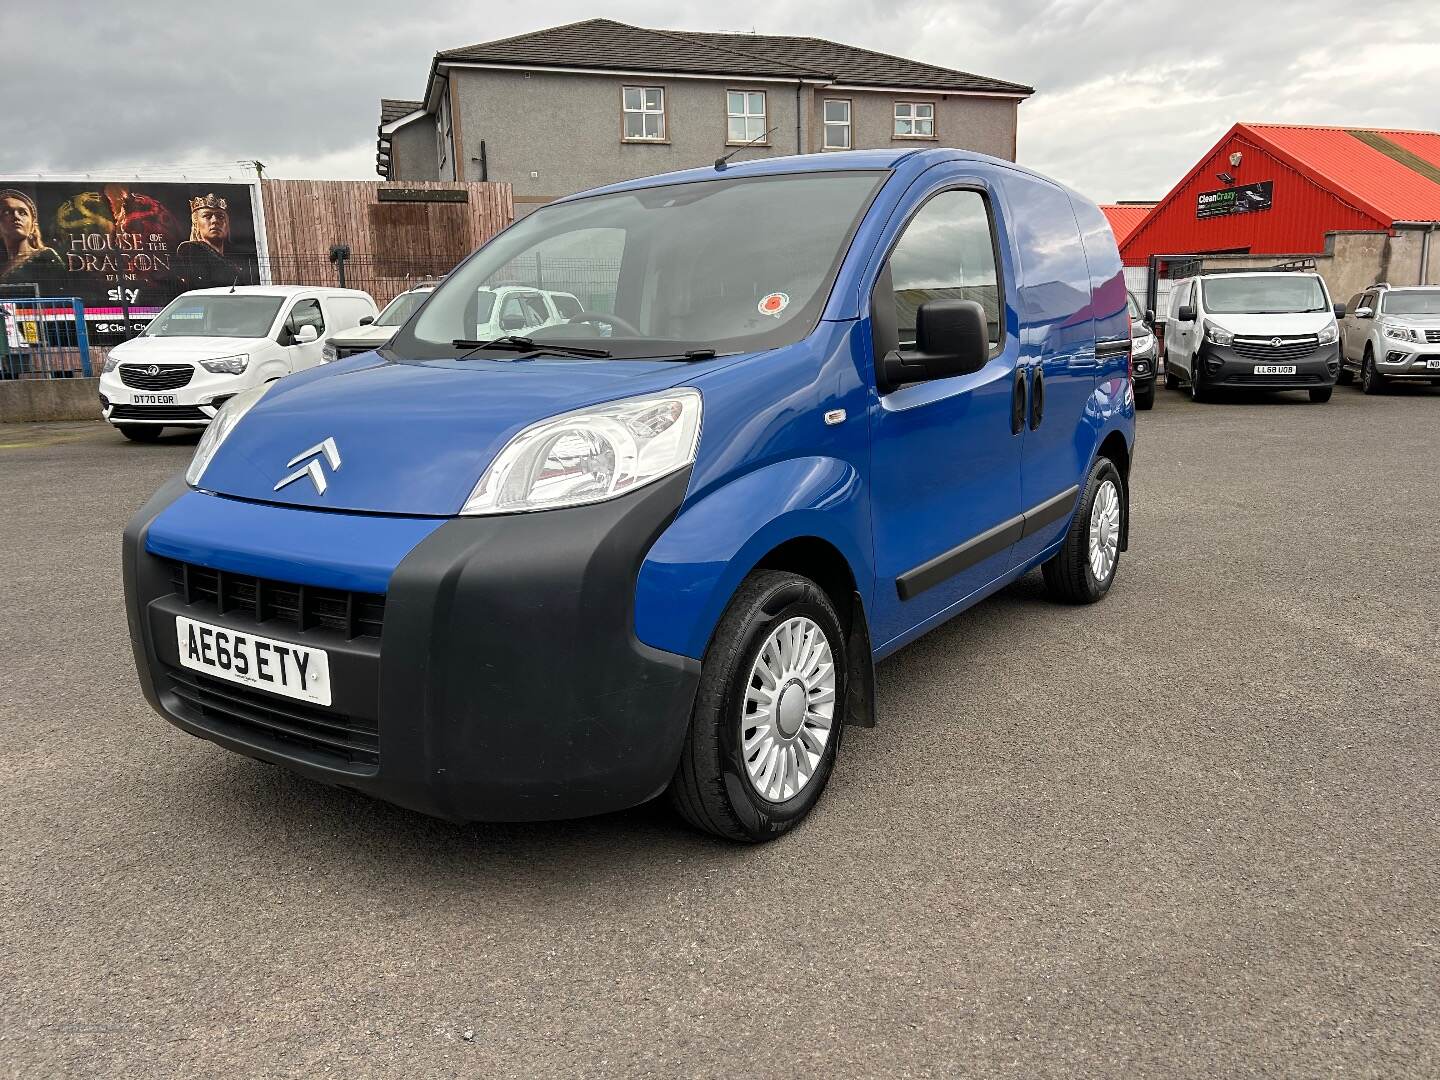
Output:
[
  {"xmin": 1382, "ymin": 290, "xmax": 1440, "ymax": 315},
  {"xmin": 392, "ymin": 170, "xmax": 885, "ymax": 360},
  {"xmin": 144, "ymin": 295, "xmax": 282, "ymax": 338},
  {"xmin": 1201, "ymin": 276, "xmax": 1327, "ymax": 315}
]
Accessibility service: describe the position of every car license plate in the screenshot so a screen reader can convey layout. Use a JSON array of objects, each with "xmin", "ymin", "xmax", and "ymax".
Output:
[
  {"xmin": 175, "ymin": 615, "xmax": 332, "ymax": 706},
  {"xmin": 1253, "ymin": 364, "xmax": 1297, "ymax": 375},
  {"xmin": 1427, "ymin": 358, "xmax": 1440, "ymax": 370},
  {"xmin": 132, "ymin": 393, "xmax": 177, "ymax": 404}
]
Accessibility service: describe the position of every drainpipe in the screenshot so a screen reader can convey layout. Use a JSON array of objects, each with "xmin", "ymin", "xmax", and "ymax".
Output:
[{"xmin": 796, "ymin": 79, "xmax": 803, "ymax": 153}]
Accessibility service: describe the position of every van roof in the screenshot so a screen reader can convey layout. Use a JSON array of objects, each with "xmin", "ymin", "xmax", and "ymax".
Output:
[{"xmin": 181, "ymin": 285, "xmax": 375, "ymax": 299}]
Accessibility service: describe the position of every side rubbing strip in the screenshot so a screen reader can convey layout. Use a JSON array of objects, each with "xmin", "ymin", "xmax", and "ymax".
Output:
[
  {"xmin": 895, "ymin": 514, "xmax": 1025, "ymax": 602},
  {"xmin": 1020, "ymin": 485, "xmax": 1080, "ymax": 539},
  {"xmin": 895, "ymin": 484, "xmax": 1082, "ymax": 602},
  {"xmin": 1095, "ymin": 338, "xmax": 1131, "ymax": 357}
]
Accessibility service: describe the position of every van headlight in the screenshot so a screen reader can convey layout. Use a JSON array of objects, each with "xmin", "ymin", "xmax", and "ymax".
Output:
[
  {"xmin": 1133, "ymin": 331, "xmax": 1155, "ymax": 353},
  {"xmin": 1316, "ymin": 323, "xmax": 1339, "ymax": 345},
  {"xmin": 102, "ymin": 353, "xmax": 122, "ymax": 374},
  {"xmin": 460, "ymin": 390, "xmax": 702, "ymax": 515},
  {"xmin": 185, "ymin": 382, "xmax": 273, "ymax": 487},
  {"xmin": 200, "ymin": 353, "xmax": 249, "ymax": 374},
  {"xmin": 1203, "ymin": 321, "xmax": 1234, "ymax": 346},
  {"xmin": 321, "ymin": 343, "xmax": 338, "ymax": 363}
]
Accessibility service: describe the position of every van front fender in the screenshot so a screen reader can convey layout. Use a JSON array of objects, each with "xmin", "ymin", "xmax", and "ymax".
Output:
[{"xmin": 634, "ymin": 456, "xmax": 872, "ymax": 661}]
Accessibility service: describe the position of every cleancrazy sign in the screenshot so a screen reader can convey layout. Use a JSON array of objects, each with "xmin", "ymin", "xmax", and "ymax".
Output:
[
  {"xmin": 0, "ymin": 181, "xmax": 263, "ymax": 341},
  {"xmin": 1196, "ymin": 180, "xmax": 1273, "ymax": 220}
]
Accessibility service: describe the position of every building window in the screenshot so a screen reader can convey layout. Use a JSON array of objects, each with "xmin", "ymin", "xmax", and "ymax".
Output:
[
  {"xmin": 622, "ymin": 86, "xmax": 666, "ymax": 141},
  {"xmin": 726, "ymin": 91, "xmax": 767, "ymax": 144},
  {"xmin": 823, "ymin": 99, "xmax": 851, "ymax": 149},
  {"xmin": 894, "ymin": 102, "xmax": 935, "ymax": 138}
]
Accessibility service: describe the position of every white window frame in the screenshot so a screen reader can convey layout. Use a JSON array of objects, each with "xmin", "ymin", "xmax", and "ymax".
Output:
[
  {"xmin": 726, "ymin": 90, "xmax": 768, "ymax": 145},
  {"xmin": 622, "ymin": 85, "xmax": 667, "ymax": 142},
  {"xmin": 822, "ymin": 98, "xmax": 852, "ymax": 150},
  {"xmin": 893, "ymin": 101, "xmax": 936, "ymax": 139}
]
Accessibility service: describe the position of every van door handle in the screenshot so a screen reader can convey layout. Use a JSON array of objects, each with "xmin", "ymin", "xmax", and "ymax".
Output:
[
  {"xmin": 1030, "ymin": 366, "xmax": 1045, "ymax": 430},
  {"xmin": 1011, "ymin": 366, "xmax": 1026, "ymax": 435}
]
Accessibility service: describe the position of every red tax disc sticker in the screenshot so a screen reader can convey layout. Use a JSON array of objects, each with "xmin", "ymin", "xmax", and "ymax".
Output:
[{"xmin": 757, "ymin": 291, "xmax": 790, "ymax": 317}]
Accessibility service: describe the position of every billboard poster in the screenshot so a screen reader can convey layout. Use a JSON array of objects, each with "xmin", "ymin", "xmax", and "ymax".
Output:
[
  {"xmin": 0, "ymin": 181, "xmax": 263, "ymax": 341},
  {"xmin": 1196, "ymin": 180, "xmax": 1273, "ymax": 220}
]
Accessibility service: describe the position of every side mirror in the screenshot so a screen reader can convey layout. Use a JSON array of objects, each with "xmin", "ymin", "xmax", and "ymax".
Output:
[
  {"xmin": 359, "ymin": 315, "xmax": 374, "ymax": 326},
  {"xmin": 1355, "ymin": 306, "xmax": 1373, "ymax": 319},
  {"xmin": 882, "ymin": 299, "xmax": 989, "ymax": 387},
  {"xmin": 1144, "ymin": 308, "xmax": 1155, "ymax": 327},
  {"xmin": 295, "ymin": 324, "xmax": 319, "ymax": 344},
  {"xmin": 1333, "ymin": 303, "xmax": 1347, "ymax": 320},
  {"xmin": 1176, "ymin": 305, "xmax": 1197, "ymax": 323}
]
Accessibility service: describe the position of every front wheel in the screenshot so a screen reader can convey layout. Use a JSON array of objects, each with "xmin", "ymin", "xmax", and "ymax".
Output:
[
  {"xmin": 1042, "ymin": 457, "xmax": 1124, "ymax": 604},
  {"xmin": 117, "ymin": 424, "xmax": 163, "ymax": 442},
  {"xmin": 1188, "ymin": 360, "xmax": 1211, "ymax": 403},
  {"xmin": 1309, "ymin": 385, "xmax": 1333, "ymax": 403},
  {"xmin": 1134, "ymin": 382, "xmax": 1155, "ymax": 411},
  {"xmin": 669, "ymin": 570, "xmax": 846, "ymax": 843},
  {"xmin": 1361, "ymin": 352, "xmax": 1385, "ymax": 395}
]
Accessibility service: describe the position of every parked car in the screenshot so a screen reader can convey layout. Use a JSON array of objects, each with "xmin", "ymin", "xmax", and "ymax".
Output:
[
  {"xmin": 322, "ymin": 283, "xmax": 437, "ymax": 363},
  {"xmin": 1127, "ymin": 291, "xmax": 1157, "ymax": 410},
  {"xmin": 123, "ymin": 148, "xmax": 1134, "ymax": 842},
  {"xmin": 1162, "ymin": 271, "xmax": 1342, "ymax": 403},
  {"xmin": 99, "ymin": 286, "xmax": 377, "ymax": 441},
  {"xmin": 463, "ymin": 285, "xmax": 587, "ymax": 340},
  {"xmin": 1338, "ymin": 283, "xmax": 1440, "ymax": 393}
]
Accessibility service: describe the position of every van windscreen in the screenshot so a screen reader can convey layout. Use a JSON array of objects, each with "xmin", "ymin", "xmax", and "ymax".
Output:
[
  {"xmin": 143, "ymin": 295, "xmax": 283, "ymax": 338},
  {"xmin": 1201, "ymin": 276, "xmax": 1327, "ymax": 315},
  {"xmin": 394, "ymin": 170, "xmax": 885, "ymax": 360}
]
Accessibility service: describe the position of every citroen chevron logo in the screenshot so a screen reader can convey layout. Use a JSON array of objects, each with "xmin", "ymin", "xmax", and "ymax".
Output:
[{"xmin": 274, "ymin": 437, "xmax": 341, "ymax": 495}]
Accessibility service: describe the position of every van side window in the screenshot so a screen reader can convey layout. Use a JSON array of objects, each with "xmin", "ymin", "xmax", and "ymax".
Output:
[
  {"xmin": 284, "ymin": 299, "xmax": 325, "ymax": 341},
  {"xmin": 887, "ymin": 190, "xmax": 1000, "ymax": 349}
]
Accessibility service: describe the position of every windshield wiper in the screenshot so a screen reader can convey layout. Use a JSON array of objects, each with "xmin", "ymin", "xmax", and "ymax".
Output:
[{"xmin": 450, "ymin": 335, "xmax": 612, "ymax": 360}]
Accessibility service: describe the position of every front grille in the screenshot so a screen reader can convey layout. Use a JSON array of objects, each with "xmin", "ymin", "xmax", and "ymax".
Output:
[
  {"xmin": 1231, "ymin": 335, "xmax": 1320, "ymax": 362},
  {"xmin": 1229, "ymin": 372, "xmax": 1325, "ymax": 385},
  {"xmin": 1425, "ymin": 329, "xmax": 1440, "ymax": 344},
  {"xmin": 108, "ymin": 404, "xmax": 209, "ymax": 422},
  {"xmin": 119, "ymin": 363, "xmax": 193, "ymax": 390},
  {"xmin": 169, "ymin": 561, "xmax": 384, "ymax": 640},
  {"xmin": 165, "ymin": 666, "xmax": 379, "ymax": 770}
]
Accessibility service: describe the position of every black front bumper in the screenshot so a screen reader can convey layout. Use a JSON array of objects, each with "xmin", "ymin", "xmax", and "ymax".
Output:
[
  {"xmin": 123, "ymin": 472, "xmax": 702, "ymax": 822},
  {"xmin": 1198, "ymin": 341, "xmax": 1339, "ymax": 390}
]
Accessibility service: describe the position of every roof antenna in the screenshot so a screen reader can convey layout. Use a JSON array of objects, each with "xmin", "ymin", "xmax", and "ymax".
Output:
[
  {"xmin": 229, "ymin": 274, "xmax": 238, "ymax": 293},
  {"xmin": 715, "ymin": 125, "xmax": 780, "ymax": 170}
]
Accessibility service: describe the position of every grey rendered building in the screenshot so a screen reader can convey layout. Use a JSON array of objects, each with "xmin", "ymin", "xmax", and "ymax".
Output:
[{"xmin": 377, "ymin": 19, "xmax": 1032, "ymax": 201}]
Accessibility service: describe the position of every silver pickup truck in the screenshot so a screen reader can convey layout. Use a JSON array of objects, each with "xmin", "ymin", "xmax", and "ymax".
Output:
[{"xmin": 1338, "ymin": 284, "xmax": 1440, "ymax": 394}]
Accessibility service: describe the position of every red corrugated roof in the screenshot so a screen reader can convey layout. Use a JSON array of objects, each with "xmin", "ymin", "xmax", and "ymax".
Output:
[
  {"xmin": 1099, "ymin": 204, "xmax": 1153, "ymax": 245},
  {"xmin": 1238, "ymin": 123, "xmax": 1440, "ymax": 223}
]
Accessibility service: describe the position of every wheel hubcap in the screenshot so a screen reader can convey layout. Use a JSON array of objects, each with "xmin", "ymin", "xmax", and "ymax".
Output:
[
  {"xmin": 1088, "ymin": 479, "xmax": 1120, "ymax": 582},
  {"xmin": 741, "ymin": 616, "xmax": 837, "ymax": 803}
]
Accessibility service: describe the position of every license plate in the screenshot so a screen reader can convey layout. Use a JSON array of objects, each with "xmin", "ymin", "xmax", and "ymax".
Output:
[
  {"xmin": 1253, "ymin": 365, "xmax": 1297, "ymax": 375},
  {"xmin": 175, "ymin": 615, "xmax": 332, "ymax": 706},
  {"xmin": 132, "ymin": 393, "xmax": 177, "ymax": 404},
  {"xmin": 1427, "ymin": 358, "xmax": 1440, "ymax": 370}
]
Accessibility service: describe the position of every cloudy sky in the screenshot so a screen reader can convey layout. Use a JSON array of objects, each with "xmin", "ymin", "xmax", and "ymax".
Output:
[{"xmin": 7, "ymin": 0, "xmax": 1438, "ymax": 203}]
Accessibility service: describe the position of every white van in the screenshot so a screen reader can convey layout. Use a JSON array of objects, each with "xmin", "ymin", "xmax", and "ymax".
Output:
[
  {"xmin": 99, "ymin": 286, "xmax": 378, "ymax": 440},
  {"xmin": 1162, "ymin": 271, "xmax": 1343, "ymax": 403}
]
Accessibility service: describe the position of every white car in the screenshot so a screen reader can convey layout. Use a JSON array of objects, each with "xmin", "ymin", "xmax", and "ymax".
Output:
[
  {"xmin": 322, "ymin": 282, "xmax": 438, "ymax": 363},
  {"xmin": 99, "ymin": 286, "xmax": 377, "ymax": 440}
]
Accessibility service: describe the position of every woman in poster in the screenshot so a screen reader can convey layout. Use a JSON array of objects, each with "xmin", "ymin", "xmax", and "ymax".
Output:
[
  {"xmin": 176, "ymin": 193, "xmax": 251, "ymax": 290},
  {"xmin": 0, "ymin": 189, "xmax": 64, "ymax": 288}
]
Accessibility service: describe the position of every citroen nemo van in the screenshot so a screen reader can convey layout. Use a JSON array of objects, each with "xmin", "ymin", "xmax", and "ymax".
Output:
[
  {"xmin": 99, "ymin": 286, "xmax": 377, "ymax": 440},
  {"xmin": 124, "ymin": 149, "xmax": 1135, "ymax": 842}
]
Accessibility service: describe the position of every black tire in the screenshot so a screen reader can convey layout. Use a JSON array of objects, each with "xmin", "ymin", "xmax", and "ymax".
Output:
[
  {"xmin": 1309, "ymin": 385, "xmax": 1333, "ymax": 403},
  {"xmin": 118, "ymin": 424, "xmax": 163, "ymax": 442},
  {"xmin": 1361, "ymin": 349, "xmax": 1385, "ymax": 395},
  {"xmin": 1042, "ymin": 456, "xmax": 1124, "ymax": 605},
  {"xmin": 1336, "ymin": 358, "xmax": 1354, "ymax": 385},
  {"xmin": 1164, "ymin": 364, "xmax": 1181, "ymax": 390},
  {"xmin": 1188, "ymin": 357, "xmax": 1211, "ymax": 403},
  {"xmin": 669, "ymin": 570, "xmax": 847, "ymax": 843},
  {"xmin": 1134, "ymin": 382, "xmax": 1155, "ymax": 410}
]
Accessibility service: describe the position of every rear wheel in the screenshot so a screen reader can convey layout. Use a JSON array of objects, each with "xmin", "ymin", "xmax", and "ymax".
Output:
[
  {"xmin": 1361, "ymin": 349, "xmax": 1385, "ymax": 395},
  {"xmin": 1336, "ymin": 356, "xmax": 1354, "ymax": 385},
  {"xmin": 1134, "ymin": 382, "xmax": 1155, "ymax": 411},
  {"xmin": 669, "ymin": 570, "xmax": 846, "ymax": 843},
  {"xmin": 118, "ymin": 425, "xmax": 163, "ymax": 442},
  {"xmin": 1042, "ymin": 457, "xmax": 1124, "ymax": 605},
  {"xmin": 1164, "ymin": 363, "xmax": 1181, "ymax": 390},
  {"xmin": 1309, "ymin": 386, "xmax": 1333, "ymax": 403}
]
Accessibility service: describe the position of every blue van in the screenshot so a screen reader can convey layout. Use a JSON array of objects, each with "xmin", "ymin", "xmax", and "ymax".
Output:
[{"xmin": 123, "ymin": 148, "xmax": 1134, "ymax": 842}]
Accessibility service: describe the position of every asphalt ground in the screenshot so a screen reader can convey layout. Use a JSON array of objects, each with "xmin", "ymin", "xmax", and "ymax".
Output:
[{"xmin": 2, "ymin": 381, "xmax": 1437, "ymax": 1078}]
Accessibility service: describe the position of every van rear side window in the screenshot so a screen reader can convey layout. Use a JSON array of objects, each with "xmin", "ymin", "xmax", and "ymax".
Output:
[{"xmin": 887, "ymin": 190, "xmax": 1000, "ymax": 348}]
